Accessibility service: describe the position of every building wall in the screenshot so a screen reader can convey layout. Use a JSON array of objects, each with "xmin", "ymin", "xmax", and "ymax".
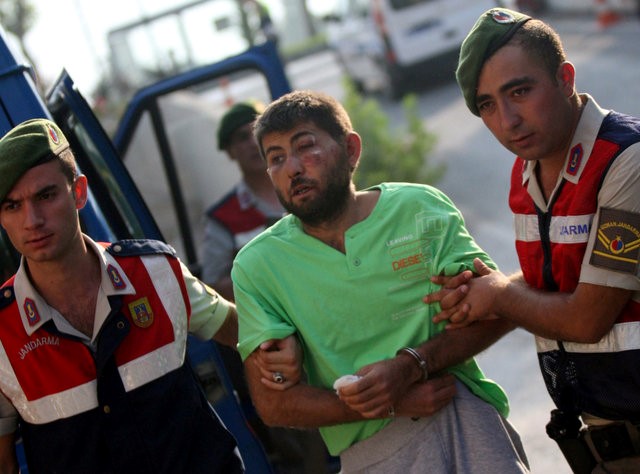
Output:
[{"xmin": 545, "ymin": 0, "xmax": 637, "ymax": 14}]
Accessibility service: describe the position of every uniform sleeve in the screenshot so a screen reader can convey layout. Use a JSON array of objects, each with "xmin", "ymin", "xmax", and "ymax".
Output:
[
  {"xmin": 0, "ymin": 391, "xmax": 17, "ymax": 436},
  {"xmin": 580, "ymin": 143, "xmax": 640, "ymax": 290},
  {"xmin": 181, "ymin": 261, "xmax": 233, "ymax": 340},
  {"xmin": 200, "ymin": 217, "xmax": 235, "ymax": 286}
]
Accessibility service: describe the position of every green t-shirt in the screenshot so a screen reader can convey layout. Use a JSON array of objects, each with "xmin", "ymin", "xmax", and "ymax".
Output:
[{"xmin": 233, "ymin": 183, "xmax": 508, "ymax": 455}]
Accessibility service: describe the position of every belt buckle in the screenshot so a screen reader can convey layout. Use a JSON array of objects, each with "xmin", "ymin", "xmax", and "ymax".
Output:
[{"xmin": 583, "ymin": 421, "xmax": 640, "ymax": 462}]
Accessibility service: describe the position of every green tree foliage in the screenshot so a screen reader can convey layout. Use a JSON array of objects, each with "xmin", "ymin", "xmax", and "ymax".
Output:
[
  {"xmin": 0, "ymin": 0, "xmax": 37, "ymax": 70},
  {"xmin": 342, "ymin": 79, "xmax": 445, "ymax": 189},
  {"xmin": 0, "ymin": 0, "xmax": 36, "ymax": 45}
]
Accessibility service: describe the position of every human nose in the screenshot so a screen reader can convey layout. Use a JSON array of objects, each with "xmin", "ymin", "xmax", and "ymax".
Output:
[
  {"xmin": 284, "ymin": 153, "xmax": 304, "ymax": 177},
  {"xmin": 23, "ymin": 202, "xmax": 44, "ymax": 229},
  {"xmin": 498, "ymin": 100, "xmax": 521, "ymax": 131}
]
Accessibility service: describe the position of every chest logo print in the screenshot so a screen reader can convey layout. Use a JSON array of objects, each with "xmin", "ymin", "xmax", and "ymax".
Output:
[{"xmin": 128, "ymin": 297, "xmax": 154, "ymax": 328}]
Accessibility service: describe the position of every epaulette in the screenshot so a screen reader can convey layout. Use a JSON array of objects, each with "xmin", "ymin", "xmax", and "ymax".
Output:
[
  {"xmin": 0, "ymin": 284, "xmax": 16, "ymax": 310},
  {"xmin": 105, "ymin": 239, "xmax": 177, "ymax": 258},
  {"xmin": 600, "ymin": 111, "xmax": 640, "ymax": 150}
]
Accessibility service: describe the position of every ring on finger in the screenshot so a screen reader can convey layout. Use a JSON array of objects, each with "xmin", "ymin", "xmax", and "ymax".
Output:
[{"xmin": 272, "ymin": 371, "xmax": 285, "ymax": 384}]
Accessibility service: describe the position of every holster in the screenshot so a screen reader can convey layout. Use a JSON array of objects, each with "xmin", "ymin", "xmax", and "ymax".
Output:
[
  {"xmin": 583, "ymin": 420, "xmax": 640, "ymax": 464},
  {"xmin": 547, "ymin": 410, "xmax": 640, "ymax": 473},
  {"xmin": 546, "ymin": 409, "xmax": 596, "ymax": 474}
]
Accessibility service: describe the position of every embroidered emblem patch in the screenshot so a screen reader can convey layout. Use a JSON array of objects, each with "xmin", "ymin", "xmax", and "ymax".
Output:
[
  {"xmin": 46, "ymin": 123, "xmax": 60, "ymax": 145},
  {"xmin": 491, "ymin": 10, "xmax": 516, "ymax": 24},
  {"xmin": 590, "ymin": 207, "xmax": 640, "ymax": 276},
  {"xmin": 566, "ymin": 144, "xmax": 583, "ymax": 176},
  {"xmin": 107, "ymin": 264, "xmax": 126, "ymax": 290},
  {"xmin": 128, "ymin": 297, "xmax": 154, "ymax": 328},
  {"xmin": 24, "ymin": 298, "xmax": 41, "ymax": 326}
]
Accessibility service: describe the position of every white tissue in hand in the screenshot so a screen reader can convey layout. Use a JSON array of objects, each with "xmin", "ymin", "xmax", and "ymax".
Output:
[{"xmin": 333, "ymin": 374, "xmax": 361, "ymax": 391}]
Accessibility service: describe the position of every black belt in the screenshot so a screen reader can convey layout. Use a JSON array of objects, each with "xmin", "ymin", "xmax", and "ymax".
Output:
[{"xmin": 583, "ymin": 421, "xmax": 640, "ymax": 463}]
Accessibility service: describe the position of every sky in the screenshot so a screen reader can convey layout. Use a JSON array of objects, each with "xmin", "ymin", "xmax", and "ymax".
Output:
[{"xmin": 24, "ymin": 0, "xmax": 335, "ymax": 96}]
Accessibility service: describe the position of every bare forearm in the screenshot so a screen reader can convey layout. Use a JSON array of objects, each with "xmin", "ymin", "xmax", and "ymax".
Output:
[
  {"xmin": 495, "ymin": 278, "xmax": 568, "ymax": 338},
  {"xmin": 439, "ymin": 261, "xmax": 632, "ymax": 343},
  {"xmin": 245, "ymin": 354, "xmax": 362, "ymax": 427},
  {"xmin": 211, "ymin": 275, "xmax": 235, "ymax": 302},
  {"xmin": 212, "ymin": 307, "xmax": 239, "ymax": 348},
  {"xmin": 259, "ymin": 383, "xmax": 364, "ymax": 428},
  {"xmin": 493, "ymin": 281, "xmax": 629, "ymax": 343},
  {"xmin": 416, "ymin": 319, "xmax": 514, "ymax": 376},
  {"xmin": 250, "ymin": 378, "xmax": 363, "ymax": 427},
  {"xmin": 251, "ymin": 368, "xmax": 457, "ymax": 426}
]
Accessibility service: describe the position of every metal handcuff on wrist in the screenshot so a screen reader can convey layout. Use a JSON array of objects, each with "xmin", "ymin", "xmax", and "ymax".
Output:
[
  {"xmin": 396, "ymin": 347, "xmax": 429, "ymax": 382},
  {"xmin": 388, "ymin": 347, "xmax": 429, "ymax": 419}
]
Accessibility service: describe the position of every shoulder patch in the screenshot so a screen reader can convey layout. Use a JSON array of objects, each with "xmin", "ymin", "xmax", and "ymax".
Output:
[
  {"xmin": 106, "ymin": 239, "xmax": 177, "ymax": 258},
  {"xmin": 590, "ymin": 207, "xmax": 640, "ymax": 277}
]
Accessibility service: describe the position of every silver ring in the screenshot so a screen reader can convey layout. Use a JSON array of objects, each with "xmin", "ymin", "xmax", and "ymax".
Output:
[
  {"xmin": 272, "ymin": 371, "xmax": 285, "ymax": 384},
  {"xmin": 388, "ymin": 406, "xmax": 395, "ymax": 417}
]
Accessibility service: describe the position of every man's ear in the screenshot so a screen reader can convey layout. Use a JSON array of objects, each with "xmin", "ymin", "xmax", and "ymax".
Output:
[
  {"xmin": 73, "ymin": 175, "xmax": 89, "ymax": 210},
  {"xmin": 557, "ymin": 61, "xmax": 576, "ymax": 97},
  {"xmin": 345, "ymin": 132, "xmax": 362, "ymax": 171}
]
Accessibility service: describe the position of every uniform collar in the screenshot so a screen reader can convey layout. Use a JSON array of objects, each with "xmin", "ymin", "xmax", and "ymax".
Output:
[
  {"xmin": 521, "ymin": 95, "xmax": 609, "ymax": 199},
  {"xmin": 14, "ymin": 235, "xmax": 136, "ymax": 336},
  {"xmin": 236, "ymin": 180, "xmax": 258, "ymax": 210}
]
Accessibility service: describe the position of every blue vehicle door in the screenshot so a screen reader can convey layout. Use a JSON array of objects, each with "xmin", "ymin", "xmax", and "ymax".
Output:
[
  {"xmin": 0, "ymin": 24, "xmax": 282, "ymax": 471},
  {"xmin": 109, "ymin": 42, "xmax": 296, "ymax": 474},
  {"xmin": 46, "ymin": 65, "xmax": 280, "ymax": 473},
  {"xmin": 112, "ymin": 40, "xmax": 290, "ymax": 274}
]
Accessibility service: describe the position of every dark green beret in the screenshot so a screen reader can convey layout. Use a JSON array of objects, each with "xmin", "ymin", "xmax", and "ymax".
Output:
[
  {"xmin": 217, "ymin": 101, "xmax": 265, "ymax": 150},
  {"xmin": 456, "ymin": 8, "xmax": 531, "ymax": 116},
  {"xmin": 0, "ymin": 118, "xmax": 70, "ymax": 202}
]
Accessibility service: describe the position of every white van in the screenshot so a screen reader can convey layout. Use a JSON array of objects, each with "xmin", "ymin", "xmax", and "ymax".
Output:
[{"xmin": 324, "ymin": 0, "xmax": 513, "ymax": 98}]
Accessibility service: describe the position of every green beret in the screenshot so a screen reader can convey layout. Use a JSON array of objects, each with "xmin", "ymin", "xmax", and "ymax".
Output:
[
  {"xmin": 217, "ymin": 101, "xmax": 265, "ymax": 150},
  {"xmin": 0, "ymin": 118, "xmax": 70, "ymax": 202},
  {"xmin": 456, "ymin": 8, "xmax": 531, "ymax": 116}
]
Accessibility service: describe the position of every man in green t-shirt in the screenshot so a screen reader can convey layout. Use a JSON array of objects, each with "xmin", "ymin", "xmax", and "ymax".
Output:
[{"xmin": 232, "ymin": 90, "xmax": 530, "ymax": 473}]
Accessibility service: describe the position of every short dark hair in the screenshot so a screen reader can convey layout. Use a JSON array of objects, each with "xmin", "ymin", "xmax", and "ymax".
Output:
[
  {"xmin": 57, "ymin": 148, "xmax": 78, "ymax": 184},
  {"xmin": 510, "ymin": 19, "xmax": 566, "ymax": 83},
  {"xmin": 253, "ymin": 90, "xmax": 353, "ymax": 158}
]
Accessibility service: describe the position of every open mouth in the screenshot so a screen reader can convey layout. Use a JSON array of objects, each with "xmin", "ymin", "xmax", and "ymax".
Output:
[
  {"xmin": 290, "ymin": 178, "xmax": 315, "ymax": 198},
  {"xmin": 292, "ymin": 184, "xmax": 312, "ymax": 197}
]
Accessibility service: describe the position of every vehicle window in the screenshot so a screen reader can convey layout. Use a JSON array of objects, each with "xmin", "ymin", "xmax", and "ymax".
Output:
[
  {"xmin": 72, "ymin": 121, "xmax": 147, "ymax": 239},
  {"xmin": 389, "ymin": 0, "xmax": 433, "ymax": 9},
  {"xmin": 45, "ymin": 69, "xmax": 166, "ymax": 252},
  {"xmin": 121, "ymin": 69, "xmax": 272, "ymax": 268},
  {"xmin": 108, "ymin": 0, "xmax": 248, "ymax": 91}
]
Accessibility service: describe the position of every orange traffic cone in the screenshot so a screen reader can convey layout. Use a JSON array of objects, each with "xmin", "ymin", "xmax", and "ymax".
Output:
[{"xmin": 595, "ymin": 0, "xmax": 621, "ymax": 28}]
